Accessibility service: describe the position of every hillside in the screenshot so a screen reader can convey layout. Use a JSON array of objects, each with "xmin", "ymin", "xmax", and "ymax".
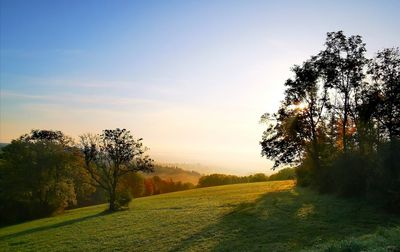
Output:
[
  {"xmin": 142, "ymin": 165, "xmax": 202, "ymax": 184},
  {"xmin": 0, "ymin": 181, "xmax": 399, "ymax": 251}
]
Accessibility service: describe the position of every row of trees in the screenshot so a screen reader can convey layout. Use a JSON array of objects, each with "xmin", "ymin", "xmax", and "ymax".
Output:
[
  {"xmin": 197, "ymin": 168, "xmax": 295, "ymax": 187},
  {"xmin": 0, "ymin": 129, "xmax": 154, "ymax": 224},
  {"xmin": 75, "ymin": 174, "xmax": 195, "ymax": 208},
  {"xmin": 260, "ymin": 31, "xmax": 399, "ymax": 211},
  {"xmin": 147, "ymin": 176, "xmax": 193, "ymax": 195}
]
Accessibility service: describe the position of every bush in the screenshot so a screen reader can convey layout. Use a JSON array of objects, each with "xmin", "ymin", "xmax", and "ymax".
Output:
[
  {"xmin": 373, "ymin": 141, "xmax": 400, "ymax": 213},
  {"xmin": 115, "ymin": 189, "xmax": 133, "ymax": 209},
  {"xmin": 330, "ymin": 153, "xmax": 371, "ymax": 197},
  {"xmin": 268, "ymin": 167, "xmax": 295, "ymax": 181},
  {"xmin": 295, "ymin": 164, "xmax": 312, "ymax": 187}
]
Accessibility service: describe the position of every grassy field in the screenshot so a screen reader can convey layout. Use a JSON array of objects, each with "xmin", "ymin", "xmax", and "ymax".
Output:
[{"xmin": 0, "ymin": 180, "xmax": 399, "ymax": 251}]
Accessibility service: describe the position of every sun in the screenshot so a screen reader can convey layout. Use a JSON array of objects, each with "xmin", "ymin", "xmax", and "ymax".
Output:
[{"xmin": 289, "ymin": 102, "xmax": 308, "ymax": 111}]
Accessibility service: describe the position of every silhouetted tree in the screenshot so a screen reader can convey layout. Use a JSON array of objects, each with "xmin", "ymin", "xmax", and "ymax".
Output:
[
  {"xmin": 0, "ymin": 130, "xmax": 90, "ymax": 224},
  {"xmin": 260, "ymin": 31, "xmax": 400, "ymax": 211},
  {"xmin": 368, "ymin": 48, "xmax": 400, "ymax": 210},
  {"xmin": 80, "ymin": 129, "xmax": 154, "ymax": 211},
  {"xmin": 261, "ymin": 58, "xmax": 328, "ymax": 169},
  {"xmin": 368, "ymin": 47, "xmax": 400, "ymax": 141},
  {"xmin": 318, "ymin": 31, "xmax": 368, "ymax": 153},
  {"xmin": 260, "ymin": 107, "xmax": 305, "ymax": 168},
  {"xmin": 20, "ymin": 129, "xmax": 72, "ymax": 145}
]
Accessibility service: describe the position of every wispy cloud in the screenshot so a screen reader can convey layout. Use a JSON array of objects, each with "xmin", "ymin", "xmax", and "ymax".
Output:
[
  {"xmin": 0, "ymin": 73, "xmax": 142, "ymax": 89},
  {"xmin": 1, "ymin": 90, "xmax": 163, "ymax": 107},
  {"xmin": 1, "ymin": 48, "xmax": 84, "ymax": 58}
]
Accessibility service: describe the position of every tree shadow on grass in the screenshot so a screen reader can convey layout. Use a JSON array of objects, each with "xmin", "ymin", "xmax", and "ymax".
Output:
[
  {"xmin": 0, "ymin": 210, "xmax": 112, "ymax": 242},
  {"xmin": 172, "ymin": 187, "xmax": 400, "ymax": 251}
]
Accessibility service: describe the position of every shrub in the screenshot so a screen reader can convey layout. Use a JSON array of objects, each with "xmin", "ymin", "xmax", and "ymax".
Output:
[
  {"xmin": 115, "ymin": 189, "xmax": 133, "ymax": 209},
  {"xmin": 268, "ymin": 167, "xmax": 295, "ymax": 181}
]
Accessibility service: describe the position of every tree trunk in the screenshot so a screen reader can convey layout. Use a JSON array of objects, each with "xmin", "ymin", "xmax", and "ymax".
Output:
[
  {"xmin": 109, "ymin": 188, "xmax": 117, "ymax": 211},
  {"xmin": 311, "ymin": 127, "xmax": 320, "ymax": 168},
  {"xmin": 343, "ymin": 92, "xmax": 348, "ymax": 154}
]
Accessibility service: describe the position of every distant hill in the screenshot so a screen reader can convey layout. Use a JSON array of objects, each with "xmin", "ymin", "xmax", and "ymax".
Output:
[{"xmin": 141, "ymin": 164, "xmax": 202, "ymax": 184}]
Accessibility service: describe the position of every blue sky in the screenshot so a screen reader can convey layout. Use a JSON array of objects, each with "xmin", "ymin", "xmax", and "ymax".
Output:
[{"xmin": 1, "ymin": 0, "xmax": 399, "ymax": 174}]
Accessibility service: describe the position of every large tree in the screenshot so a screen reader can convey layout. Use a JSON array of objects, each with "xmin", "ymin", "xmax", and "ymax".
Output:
[
  {"xmin": 260, "ymin": 58, "xmax": 327, "ymax": 169},
  {"xmin": 260, "ymin": 31, "xmax": 400, "ymax": 209},
  {"xmin": 368, "ymin": 48, "xmax": 400, "ymax": 207},
  {"xmin": 318, "ymin": 31, "xmax": 368, "ymax": 153},
  {"xmin": 80, "ymin": 128, "xmax": 154, "ymax": 211},
  {"xmin": 0, "ymin": 130, "xmax": 89, "ymax": 224},
  {"xmin": 284, "ymin": 59, "xmax": 329, "ymax": 168},
  {"xmin": 368, "ymin": 47, "xmax": 400, "ymax": 141}
]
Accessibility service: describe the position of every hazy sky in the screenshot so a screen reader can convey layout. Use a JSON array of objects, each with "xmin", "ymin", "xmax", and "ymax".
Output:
[{"xmin": 1, "ymin": 0, "xmax": 399, "ymax": 175}]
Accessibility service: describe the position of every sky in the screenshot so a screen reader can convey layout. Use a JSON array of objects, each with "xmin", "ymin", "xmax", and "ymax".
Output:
[{"xmin": 1, "ymin": 0, "xmax": 399, "ymax": 175}]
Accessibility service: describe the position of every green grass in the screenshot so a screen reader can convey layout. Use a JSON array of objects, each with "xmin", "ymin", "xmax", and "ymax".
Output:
[{"xmin": 1, "ymin": 180, "xmax": 399, "ymax": 251}]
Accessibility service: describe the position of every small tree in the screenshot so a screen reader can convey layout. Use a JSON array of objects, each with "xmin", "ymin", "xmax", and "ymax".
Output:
[{"xmin": 80, "ymin": 128, "xmax": 154, "ymax": 211}]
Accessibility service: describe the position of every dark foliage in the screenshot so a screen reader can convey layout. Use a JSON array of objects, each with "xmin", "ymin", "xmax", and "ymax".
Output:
[
  {"xmin": 0, "ymin": 130, "xmax": 93, "ymax": 225},
  {"xmin": 260, "ymin": 31, "xmax": 400, "ymax": 213},
  {"xmin": 197, "ymin": 170, "xmax": 294, "ymax": 188},
  {"xmin": 260, "ymin": 109, "xmax": 305, "ymax": 168},
  {"xmin": 198, "ymin": 174, "xmax": 252, "ymax": 187},
  {"xmin": 80, "ymin": 128, "xmax": 154, "ymax": 211},
  {"xmin": 268, "ymin": 168, "xmax": 296, "ymax": 181}
]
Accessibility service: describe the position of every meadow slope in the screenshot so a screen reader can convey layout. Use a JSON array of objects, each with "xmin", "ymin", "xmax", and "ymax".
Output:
[{"xmin": 0, "ymin": 180, "xmax": 399, "ymax": 251}]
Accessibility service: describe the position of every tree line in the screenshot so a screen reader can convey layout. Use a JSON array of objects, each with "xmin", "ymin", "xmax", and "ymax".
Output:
[
  {"xmin": 76, "ymin": 173, "xmax": 195, "ymax": 208},
  {"xmin": 260, "ymin": 31, "xmax": 399, "ymax": 212},
  {"xmin": 197, "ymin": 168, "xmax": 295, "ymax": 187}
]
